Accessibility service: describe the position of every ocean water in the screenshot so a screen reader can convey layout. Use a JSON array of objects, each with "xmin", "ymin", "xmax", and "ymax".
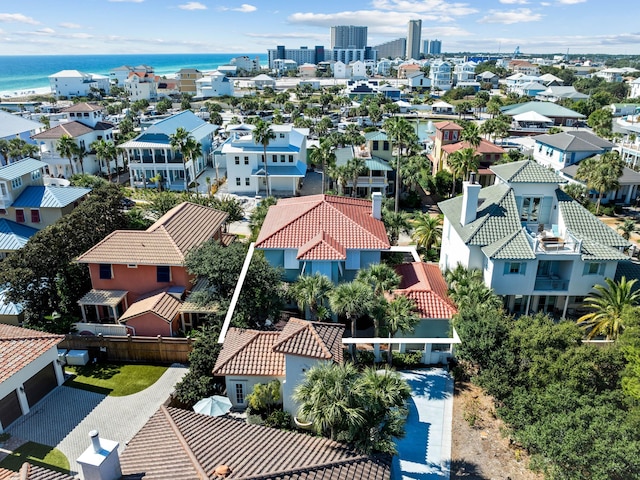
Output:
[{"xmin": 0, "ymin": 53, "xmax": 267, "ymax": 96}]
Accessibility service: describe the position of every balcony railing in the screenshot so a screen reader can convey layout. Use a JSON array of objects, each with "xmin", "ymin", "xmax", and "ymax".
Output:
[{"xmin": 534, "ymin": 277, "xmax": 569, "ymax": 291}]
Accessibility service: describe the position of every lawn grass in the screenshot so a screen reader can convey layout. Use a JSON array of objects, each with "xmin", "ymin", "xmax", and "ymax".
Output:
[
  {"xmin": 0, "ymin": 442, "xmax": 69, "ymax": 474},
  {"xmin": 64, "ymin": 363, "xmax": 168, "ymax": 397}
]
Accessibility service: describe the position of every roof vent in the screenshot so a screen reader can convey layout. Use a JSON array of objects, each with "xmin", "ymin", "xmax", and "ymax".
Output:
[{"xmin": 213, "ymin": 465, "xmax": 232, "ymax": 478}]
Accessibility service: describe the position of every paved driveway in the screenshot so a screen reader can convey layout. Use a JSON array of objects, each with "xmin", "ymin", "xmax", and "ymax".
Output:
[
  {"xmin": 393, "ymin": 368, "xmax": 454, "ymax": 480},
  {"xmin": 8, "ymin": 363, "xmax": 187, "ymax": 475}
]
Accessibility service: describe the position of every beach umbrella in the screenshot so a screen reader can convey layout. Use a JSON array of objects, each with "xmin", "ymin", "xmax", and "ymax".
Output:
[{"xmin": 193, "ymin": 395, "xmax": 233, "ymax": 417}]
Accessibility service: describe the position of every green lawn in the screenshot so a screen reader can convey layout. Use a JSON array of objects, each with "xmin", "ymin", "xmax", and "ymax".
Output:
[
  {"xmin": 0, "ymin": 442, "xmax": 69, "ymax": 473},
  {"xmin": 64, "ymin": 363, "xmax": 168, "ymax": 396}
]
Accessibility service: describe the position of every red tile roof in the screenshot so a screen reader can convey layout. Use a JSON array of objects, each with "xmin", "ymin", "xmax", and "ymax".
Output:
[
  {"xmin": 31, "ymin": 121, "xmax": 94, "ymax": 140},
  {"xmin": 76, "ymin": 202, "xmax": 228, "ymax": 266},
  {"xmin": 0, "ymin": 464, "xmax": 74, "ymax": 480},
  {"xmin": 0, "ymin": 325, "xmax": 63, "ymax": 384},
  {"xmin": 394, "ymin": 263, "xmax": 457, "ymax": 319},
  {"xmin": 434, "ymin": 121, "xmax": 463, "ymax": 131},
  {"xmin": 213, "ymin": 319, "xmax": 345, "ymax": 377},
  {"xmin": 297, "ymin": 231, "xmax": 346, "ymax": 260},
  {"xmin": 119, "ymin": 406, "xmax": 391, "ymax": 480},
  {"xmin": 255, "ymin": 195, "xmax": 389, "ymax": 257},
  {"xmin": 118, "ymin": 292, "xmax": 182, "ymax": 324},
  {"xmin": 441, "ymin": 139, "xmax": 506, "ymax": 155},
  {"xmin": 62, "ymin": 102, "xmax": 103, "ymax": 113}
]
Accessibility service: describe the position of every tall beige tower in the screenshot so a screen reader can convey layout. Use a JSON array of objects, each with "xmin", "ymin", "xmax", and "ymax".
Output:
[{"xmin": 406, "ymin": 19, "xmax": 422, "ymax": 59}]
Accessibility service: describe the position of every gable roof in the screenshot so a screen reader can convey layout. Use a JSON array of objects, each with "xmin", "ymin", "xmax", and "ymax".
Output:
[
  {"xmin": 297, "ymin": 231, "xmax": 347, "ymax": 260},
  {"xmin": 0, "ymin": 111, "xmax": 43, "ymax": 138},
  {"xmin": 0, "ymin": 158, "xmax": 46, "ymax": 181},
  {"xmin": 433, "ymin": 120, "xmax": 463, "ymax": 130},
  {"xmin": 214, "ymin": 319, "xmax": 345, "ymax": 377},
  {"xmin": 0, "ymin": 219, "xmax": 38, "ymax": 252},
  {"xmin": 76, "ymin": 202, "xmax": 228, "ymax": 266},
  {"xmin": 491, "ymin": 160, "xmax": 566, "ymax": 183},
  {"xmin": 118, "ymin": 292, "xmax": 182, "ymax": 324},
  {"xmin": 11, "ymin": 186, "xmax": 90, "ymax": 209},
  {"xmin": 394, "ymin": 263, "xmax": 457, "ymax": 319},
  {"xmin": 62, "ymin": 103, "xmax": 103, "ymax": 113},
  {"xmin": 500, "ymin": 101, "xmax": 585, "ymax": 119},
  {"xmin": 0, "ymin": 325, "xmax": 63, "ymax": 383},
  {"xmin": 441, "ymin": 138, "xmax": 505, "ymax": 156},
  {"xmin": 31, "ymin": 121, "xmax": 95, "ymax": 140},
  {"xmin": 533, "ymin": 131, "xmax": 613, "ymax": 152},
  {"xmin": 255, "ymin": 195, "xmax": 389, "ymax": 256},
  {"xmin": 119, "ymin": 406, "xmax": 390, "ymax": 480}
]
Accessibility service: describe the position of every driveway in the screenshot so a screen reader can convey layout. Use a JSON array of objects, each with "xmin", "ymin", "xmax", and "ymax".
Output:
[
  {"xmin": 7, "ymin": 363, "xmax": 187, "ymax": 475},
  {"xmin": 393, "ymin": 368, "xmax": 454, "ymax": 480}
]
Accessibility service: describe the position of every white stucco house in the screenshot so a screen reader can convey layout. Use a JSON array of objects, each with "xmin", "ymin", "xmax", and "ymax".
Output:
[
  {"xmin": 438, "ymin": 161, "xmax": 629, "ymax": 317},
  {"xmin": 212, "ymin": 318, "xmax": 344, "ymax": 413},
  {"xmin": 124, "ymin": 71, "xmax": 159, "ymax": 102},
  {"xmin": 218, "ymin": 124, "xmax": 308, "ymax": 196},
  {"xmin": 630, "ymin": 78, "xmax": 640, "ymax": 99},
  {"xmin": 196, "ymin": 71, "xmax": 234, "ymax": 98},
  {"xmin": 49, "ymin": 70, "xmax": 110, "ymax": 99},
  {"xmin": 0, "ymin": 325, "xmax": 65, "ymax": 432},
  {"xmin": 429, "ymin": 60, "xmax": 452, "ymax": 92}
]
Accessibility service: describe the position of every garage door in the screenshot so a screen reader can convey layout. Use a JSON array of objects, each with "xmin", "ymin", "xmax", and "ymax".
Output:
[
  {"xmin": 0, "ymin": 390, "xmax": 22, "ymax": 430},
  {"xmin": 23, "ymin": 363, "xmax": 57, "ymax": 408}
]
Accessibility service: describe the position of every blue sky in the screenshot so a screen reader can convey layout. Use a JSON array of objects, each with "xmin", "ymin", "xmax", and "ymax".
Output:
[{"xmin": 1, "ymin": 0, "xmax": 639, "ymax": 56}]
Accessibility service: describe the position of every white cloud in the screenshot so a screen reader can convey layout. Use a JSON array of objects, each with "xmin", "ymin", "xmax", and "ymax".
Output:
[
  {"xmin": 500, "ymin": 0, "xmax": 529, "ymax": 3},
  {"xmin": 478, "ymin": 8, "xmax": 543, "ymax": 24},
  {"xmin": 59, "ymin": 22, "xmax": 81, "ymax": 29},
  {"xmin": 234, "ymin": 4, "xmax": 256, "ymax": 12},
  {"xmin": 557, "ymin": 0, "xmax": 586, "ymax": 4},
  {"xmin": 370, "ymin": 0, "xmax": 478, "ymax": 16},
  {"xmin": 178, "ymin": 2, "xmax": 207, "ymax": 10},
  {"xmin": 0, "ymin": 13, "xmax": 39, "ymax": 25},
  {"xmin": 35, "ymin": 27, "xmax": 55, "ymax": 35}
]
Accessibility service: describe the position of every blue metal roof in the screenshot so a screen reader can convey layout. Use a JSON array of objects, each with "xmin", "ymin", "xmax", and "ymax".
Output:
[
  {"xmin": 0, "ymin": 289, "xmax": 23, "ymax": 316},
  {"xmin": 252, "ymin": 162, "xmax": 306, "ymax": 177},
  {"xmin": 0, "ymin": 158, "xmax": 47, "ymax": 181},
  {"xmin": 0, "ymin": 218, "xmax": 38, "ymax": 251},
  {"xmin": 12, "ymin": 186, "xmax": 91, "ymax": 208}
]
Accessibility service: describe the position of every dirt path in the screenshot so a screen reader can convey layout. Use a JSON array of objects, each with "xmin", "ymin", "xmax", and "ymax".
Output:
[{"xmin": 451, "ymin": 382, "xmax": 543, "ymax": 480}]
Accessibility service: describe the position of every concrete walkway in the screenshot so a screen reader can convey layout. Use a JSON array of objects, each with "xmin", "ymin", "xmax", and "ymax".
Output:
[
  {"xmin": 393, "ymin": 368, "xmax": 454, "ymax": 480},
  {"xmin": 8, "ymin": 364, "xmax": 187, "ymax": 475}
]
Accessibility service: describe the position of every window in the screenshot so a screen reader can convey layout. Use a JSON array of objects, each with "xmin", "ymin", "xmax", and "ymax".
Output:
[
  {"xmin": 99, "ymin": 264, "xmax": 112, "ymax": 279},
  {"xmin": 15, "ymin": 209, "xmax": 25, "ymax": 223},
  {"xmin": 30, "ymin": 209, "xmax": 40, "ymax": 223},
  {"xmin": 444, "ymin": 131, "xmax": 450, "ymax": 141},
  {"xmin": 235, "ymin": 382, "xmax": 246, "ymax": 405},
  {"xmin": 521, "ymin": 197, "xmax": 541, "ymax": 222},
  {"xmin": 452, "ymin": 131, "xmax": 459, "ymax": 141},
  {"xmin": 260, "ymin": 154, "xmax": 265, "ymax": 163},
  {"xmin": 245, "ymin": 177, "xmax": 250, "ymax": 186},
  {"xmin": 234, "ymin": 156, "xmax": 240, "ymax": 165},
  {"xmin": 280, "ymin": 155, "xmax": 285, "ymax": 162},
  {"xmin": 31, "ymin": 170, "xmax": 41, "ymax": 181},
  {"xmin": 373, "ymin": 141, "xmax": 379, "ymax": 150},
  {"xmin": 235, "ymin": 177, "xmax": 241, "ymax": 186},
  {"xmin": 288, "ymin": 155, "xmax": 294, "ymax": 163},
  {"xmin": 157, "ymin": 266, "xmax": 171, "ymax": 283},
  {"xmin": 11, "ymin": 178, "xmax": 22, "ymax": 189},
  {"xmin": 583, "ymin": 262, "xmax": 605, "ymax": 275},
  {"xmin": 272, "ymin": 154, "xmax": 277, "ymax": 162},
  {"xmin": 244, "ymin": 156, "xmax": 249, "ymax": 165},
  {"xmin": 279, "ymin": 133, "xmax": 285, "ymax": 139},
  {"xmin": 0, "ymin": 183, "xmax": 7, "ymax": 196},
  {"xmin": 383, "ymin": 141, "xmax": 389, "ymax": 150},
  {"xmin": 504, "ymin": 262, "xmax": 526, "ymax": 275}
]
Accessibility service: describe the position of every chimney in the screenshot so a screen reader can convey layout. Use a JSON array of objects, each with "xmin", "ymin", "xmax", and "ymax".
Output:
[
  {"xmin": 77, "ymin": 430, "xmax": 122, "ymax": 480},
  {"xmin": 460, "ymin": 172, "xmax": 481, "ymax": 226},
  {"xmin": 371, "ymin": 192, "xmax": 382, "ymax": 220}
]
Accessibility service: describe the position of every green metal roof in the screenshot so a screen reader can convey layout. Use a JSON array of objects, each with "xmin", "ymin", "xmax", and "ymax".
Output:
[
  {"xmin": 481, "ymin": 229, "xmax": 536, "ymax": 260},
  {"xmin": 366, "ymin": 157, "xmax": 392, "ymax": 171},
  {"xmin": 364, "ymin": 131, "xmax": 389, "ymax": 141},
  {"xmin": 491, "ymin": 160, "xmax": 566, "ymax": 184}
]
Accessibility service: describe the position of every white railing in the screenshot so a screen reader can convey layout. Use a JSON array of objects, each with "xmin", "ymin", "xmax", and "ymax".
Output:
[{"xmin": 74, "ymin": 322, "xmax": 128, "ymax": 336}]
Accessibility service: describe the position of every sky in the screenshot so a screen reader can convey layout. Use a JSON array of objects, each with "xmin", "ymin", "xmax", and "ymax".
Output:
[{"xmin": 1, "ymin": 0, "xmax": 639, "ymax": 56}]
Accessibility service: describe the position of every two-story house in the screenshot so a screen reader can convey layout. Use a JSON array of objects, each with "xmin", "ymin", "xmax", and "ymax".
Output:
[
  {"xmin": 0, "ymin": 158, "xmax": 90, "ymax": 257},
  {"xmin": 175, "ymin": 68, "xmax": 202, "ymax": 95},
  {"xmin": 219, "ymin": 124, "xmax": 308, "ymax": 196},
  {"xmin": 31, "ymin": 103, "xmax": 114, "ymax": 178},
  {"xmin": 255, "ymin": 194, "xmax": 390, "ymax": 283},
  {"xmin": 429, "ymin": 60, "xmax": 452, "ymax": 92},
  {"xmin": 438, "ymin": 160, "xmax": 629, "ymax": 317},
  {"xmin": 333, "ymin": 145, "xmax": 392, "ymax": 197},
  {"xmin": 75, "ymin": 202, "xmax": 230, "ymax": 336},
  {"xmin": 195, "ymin": 71, "xmax": 234, "ymax": 98},
  {"xmin": 124, "ymin": 71, "xmax": 159, "ymax": 102},
  {"xmin": 119, "ymin": 110, "xmax": 217, "ymax": 191},
  {"xmin": 0, "ymin": 111, "xmax": 44, "ymax": 166},
  {"xmin": 533, "ymin": 130, "xmax": 615, "ymax": 170},
  {"xmin": 48, "ymin": 70, "xmax": 110, "ymax": 99}
]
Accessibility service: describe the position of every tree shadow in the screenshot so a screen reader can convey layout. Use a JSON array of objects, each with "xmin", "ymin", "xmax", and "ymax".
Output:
[
  {"xmin": 450, "ymin": 459, "xmax": 490, "ymax": 479},
  {"xmin": 401, "ymin": 368, "xmax": 453, "ymax": 401},
  {"xmin": 73, "ymin": 362, "xmax": 121, "ymax": 380}
]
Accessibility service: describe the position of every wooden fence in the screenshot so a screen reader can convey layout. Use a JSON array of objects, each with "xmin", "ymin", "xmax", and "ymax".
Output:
[{"xmin": 59, "ymin": 334, "xmax": 194, "ymax": 364}]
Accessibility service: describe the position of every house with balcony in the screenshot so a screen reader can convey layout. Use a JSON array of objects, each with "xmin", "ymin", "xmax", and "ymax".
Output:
[
  {"xmin": 429, "ymin": 60, "xmax": 452, "ymax": 92},
  {"xmin": 453, "ymin": 61, "xmax": 477, "ymax": 85},
  {"xmin": 31, "ymin": 103, "xmax": 114, "ymax": 178},
  {"xmin": 124, "ymin": 71, "xmax": 159, "ymax": 102},
  {"xmin": 438, "ymin": 160, "xmax": 629, "ymax": 317},
  {"xmin": 75, "ymin": 202, "xmax": 230, "ymax": 336},
  {"xmin": 218, "ymin": 124, "xmax": 308, "ymax": 196},
  {"xmin": 0, "ymin": 158, "xmax": 90, "ymax": 257},
  {"xmin": 533, "ymin": 130, "xmax": 615, "ymax": 171},
  {"xmin": 333, "ymin": 144, "xmax": 392, "ymax": 197},
  {"xmin": 119, "ymin": 110, "xmax": 217, "ymax": 190},
  {"xmin": 48, "ymin": 70, "xmax": 110, "ymax": 99},
  {"xmin": 175, "ymin": 68, "xmax": 202, "ymax": 95},
  {"xmin": 195, "ymin": 71, "xmax": 234, "ymax": 98},
  {"xmin": 255, "ymin": 194, "xmax": 390, "ymax": 283}
]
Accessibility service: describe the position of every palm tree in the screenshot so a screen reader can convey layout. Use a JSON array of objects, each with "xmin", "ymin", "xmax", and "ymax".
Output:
[
  {"xmin": 327, "ymin": 164, "xmax": 351, "ymax": 195},
  {"xmin": 577, "ymin": 277, "xmax": 640, "ymax": 340},
  {"xmin": 412, "ymin": 213, "xmax": 443, "ymax": 253},
  {"xmin": 384, "ymin": 116, "xmax": 418, "ymax": 212},
  {"xmin": 253, "ymin": 119, "xmax": 276, "ymax": 197},
  {"xmin": 0, "ymin": 139, "xmax": 10, "ymax": 165},
  {"xmin": 72, "ymin": 144, "xmax": 88, "ymax": 175},
  {"xmin": 448, "ymin": 147, "xmax": 480, "ymax": 195},
  {"xmin": 308, "ymin": 141, "xmax": 336, "ymax": 194},
  {"xmin": 618, "ymin": 218, "xmax": 638, "ymax": 241},
  {"xmin": 329, "ymin": 281, "xmax": 375, "ymax": 358},
  {"xmin": 289, "ymin": 273, "xmax": 333, "ymax": 320},
  {"xmin": 169, "ymin": 127, "xmax": 193, "ymax": 193},
  {"xmin": 382, "ymin": 209, "xmax": 411, "ymax": 246},
  {"xmin": 356, "ymin": 264, "xmax": 400, "ymax": 338},
  {"xmin": 385, "ymin": 295, "xmax": 420, "ymax": 364},
  {"xmin": 56, "ymin": 135, "xmax": 77, "ymax": 177},
  {"xmin": 293, "ymin": 362, "xmax": 364, "ymax": 440},
  {"xmin": 347, "ymin": 157, "xmax": 367, "ymax": 197},
  {"xmin": 576, "ymin": 152, "xmax": 624, "ymax": 214},
  {"xmin": 91, "ymin": 139, "xmax": 117, "ymax": 182},
  {"xmin": 461, "ymin": 122, "xmax": 482, "ymax": 149}
]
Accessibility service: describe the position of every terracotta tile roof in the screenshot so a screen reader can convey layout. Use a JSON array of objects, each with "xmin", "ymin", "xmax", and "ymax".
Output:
[
  {"xmin": 0, "ymin": 464, "xmax": 74, "ymax": 480},
  {"xmin": 296, "ymin": 231, "xmax": 346, "ymax": 260},
  {"xmin": 119, "ymin": 292, "xmax": 182, "ymax": 324},
  {"xmin": 61, "ymin": 102, "xmax": 103, "ymax": 113},
  {"xmin": 76, "ymin": 202, "xmax": 228, "ymax": 265},
  {"xmin": 394, "ymin": 263, "xmax": 457, "ymax": 319},
  {"xmin": 441, "ymin": 139, "xmax": 505, "ymax": 155},
  {"xmin": 214, "ymin": 319, "xmax": 345, "ymax": 377},
  {"xmin": 120, "ymin": 406, "xmax": 391, "ymax": 480},
  {"xmin": 31, "ymin": 121, "xmax": 93, "ymax": 140},
  {"xmin": 0, "ymin": 325, "xmax": 63, "ymax": 384},
  {"xmin": 273, "ymin": 318, "xmax": 344, "ymax": 363},
  {"xmin": 255, "ymin": 195, "xmax": 389, "ymax": 255},
  {"xmin": 213, "ymin": 329, "xmax": 284, "ymax": 377},
  {"xmin": 434, "ymin": 121, "xmax": 463, "ymax": 131}
]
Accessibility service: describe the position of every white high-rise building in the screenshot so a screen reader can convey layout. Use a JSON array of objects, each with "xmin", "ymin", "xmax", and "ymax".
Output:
[
  {"xmin": 406, "ymin": 20, "xmax": 422, "ymax": 60},
  {"xmin": 330, "ymin": 25, "xmax": 368, "ymax": 49}
]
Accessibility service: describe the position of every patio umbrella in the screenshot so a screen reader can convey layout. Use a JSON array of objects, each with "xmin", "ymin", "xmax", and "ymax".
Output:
[{"xmin": 193, "ymin": 395, "xmax": 233, "ymax": 417}]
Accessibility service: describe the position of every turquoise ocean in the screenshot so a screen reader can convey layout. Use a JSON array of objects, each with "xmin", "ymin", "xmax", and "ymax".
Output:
[{"xmin": 0, "ymin": 53, "xmax": 267, "ymax": 95}]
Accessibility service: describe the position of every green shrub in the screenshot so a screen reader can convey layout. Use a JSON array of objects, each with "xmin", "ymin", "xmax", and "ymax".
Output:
[
  {"xmin": 263, "ymin": 410, "xmax": 292, "ymax": 429},
  {"xmin": 391, "ymin": 350, "xmax": 424, "ymax": 369},
  {"xmin": 246, "ymin": 380, "xmax": 281, "ymax": 415}
]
